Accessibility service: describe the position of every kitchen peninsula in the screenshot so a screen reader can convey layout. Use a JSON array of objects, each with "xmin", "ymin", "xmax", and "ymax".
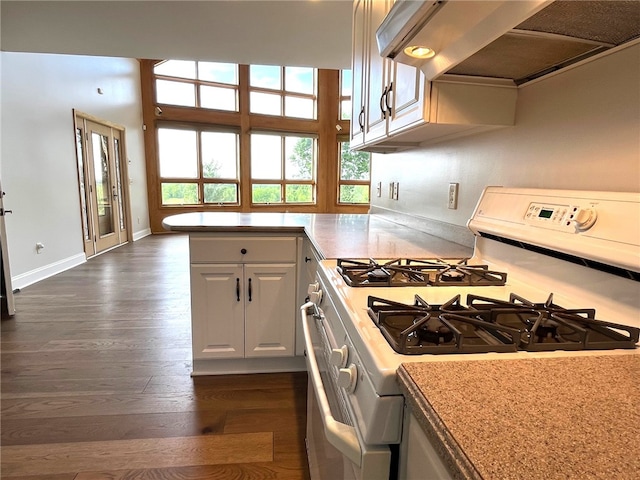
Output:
[
  {"xmin": 162, "ymin": 212, "xmax": 473, "ymax": 259},
  {"xmin": 162, "ymin": 212, "xmax": 472, "ymax": 376}
]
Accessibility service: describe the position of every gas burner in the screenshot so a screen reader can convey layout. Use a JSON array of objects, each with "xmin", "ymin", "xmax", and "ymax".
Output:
[
  {"xmin": 337, "ymin": 258, "xmax": 507, "ymax": 287},
  {"xmin": 367, "ymin": 295, "xmax": 520, "ymax": 354},
  {"xmin": 465, "ymin": 293, "xmax": 640, "ymax": 351},
  {"xmin": 366, "ymin": 293, "xmax": 639, "ymax": 354}
]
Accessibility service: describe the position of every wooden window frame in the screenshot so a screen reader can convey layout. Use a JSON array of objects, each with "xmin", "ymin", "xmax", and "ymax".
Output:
[{"xmin": 140, "ymin": 60, "xmax": 368, "ymax": 233}]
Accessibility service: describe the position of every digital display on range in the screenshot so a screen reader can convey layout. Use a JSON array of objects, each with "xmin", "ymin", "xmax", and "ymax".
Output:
[{"xmin": 538, "ymin": 209, "xmax": 553, "ymax": 219}]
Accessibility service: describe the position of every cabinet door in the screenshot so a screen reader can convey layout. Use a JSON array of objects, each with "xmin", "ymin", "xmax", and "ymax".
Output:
[
  {"xmin": 350, "ymin": 0, "xmax": 367, "ymax": 148},
  {"xmin": 364, "ymin": 0, "xmax": 393, "ymax": 144},
  {"xmin": 244, "ymin": 264, "xmax": 297, "ymax": 358},
  {"xmin": 398, "ymin": 408, "xmax": 453, "ymax": 480},
  {"xmin": 387, "ymin": 62, "xmax": 429, "ymax": 135},
  {"xmin": 191, "ymin": 264, "xmax": 244, "ymax": 359}
]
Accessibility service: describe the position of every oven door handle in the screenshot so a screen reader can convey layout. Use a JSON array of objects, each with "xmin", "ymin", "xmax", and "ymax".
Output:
[{"xmin": 300, "ymin": 302, "xmax": 362, "ymax": 467}]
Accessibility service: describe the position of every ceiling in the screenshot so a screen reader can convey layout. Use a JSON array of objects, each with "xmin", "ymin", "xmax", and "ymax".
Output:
[{"xmin": 0, "ymin": 0, "xmax": 353, "ymax": 69}]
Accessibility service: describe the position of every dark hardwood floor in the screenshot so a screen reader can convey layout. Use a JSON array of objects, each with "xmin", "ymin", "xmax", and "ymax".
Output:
[{"xmin": 1, "ymin": 234, "xmax": 310, "ymax": 479}]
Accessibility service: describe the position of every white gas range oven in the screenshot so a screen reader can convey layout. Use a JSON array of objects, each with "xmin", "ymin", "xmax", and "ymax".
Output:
[{"xmin": 300, "ymin": 187, "xmax": 640, "ymax": 480}]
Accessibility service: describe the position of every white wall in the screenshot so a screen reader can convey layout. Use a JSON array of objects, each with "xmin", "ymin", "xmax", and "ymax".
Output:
[
  {"xmin": 1, "ymin": 52, "xmax": 149, "ymax": 288},
  {"xmin": 370, "ymin": 43, "xmax": 640, "ymax": 240}
]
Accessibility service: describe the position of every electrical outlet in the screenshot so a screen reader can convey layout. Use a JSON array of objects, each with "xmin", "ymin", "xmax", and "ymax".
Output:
[
  {"xmin": 448, "ymin": 183, "xmax": 459, "ymax": 209},
  {"xmin": 392, "ymin": 182, "xmax": 399, "ymax": 200},
  {"xmin": 376, "ymin": 182, "xmax": 382, "ymax": 197}
]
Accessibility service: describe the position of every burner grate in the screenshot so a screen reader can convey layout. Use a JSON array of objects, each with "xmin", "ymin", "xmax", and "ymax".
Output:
[
  {"xmin": 367, "ymin": 293, "xmax": 639, "ymax": 354},
  {"xmin": 338, "ymin": 258, "xmax": 507, "ymax": 287}
]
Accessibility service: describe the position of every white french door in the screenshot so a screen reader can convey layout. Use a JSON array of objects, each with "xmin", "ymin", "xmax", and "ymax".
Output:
[{"xmin": 74, "ymin": 112, "xmax": 130, "ymax": 257}]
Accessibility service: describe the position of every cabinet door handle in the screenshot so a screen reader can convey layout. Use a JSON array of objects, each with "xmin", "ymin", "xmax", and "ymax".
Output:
[
  {"xmin": 236, "ymin": 278, "xmax": 240, "ymax": 302},
  {"xmin": 358, "ymin": 106, "xmax": 365, "ymax": 131},
  {"xmin": 379, "ymin": 86, "xmax": 388, "ymax": 119},
  {"xmin": 385, "ymin": 82, "xmax": 393, "ymax": 116},
  {"xmin": 248, "ymin": 278, "xmax": 252, "ymax": 302}
]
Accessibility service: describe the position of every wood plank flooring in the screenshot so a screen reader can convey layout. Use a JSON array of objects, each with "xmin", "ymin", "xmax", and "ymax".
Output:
[{"xmin": 1, "ymin": 234, "xmax": 310, "ymax": 479}]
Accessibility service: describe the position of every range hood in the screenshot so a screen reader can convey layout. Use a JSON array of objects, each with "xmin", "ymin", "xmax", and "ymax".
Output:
[{"xmin": 377, "ymin": 0, "xmax": 640, "ymax": 85}]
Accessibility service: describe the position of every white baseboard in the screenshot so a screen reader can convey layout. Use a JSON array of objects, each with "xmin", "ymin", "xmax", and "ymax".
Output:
[
  {"xmin": 11, "ymin": 253, "xmax": 87, "ymax": 290},
  {"xmin": 133, "ymin": 228, "xmax": 152, "ymax": 241}
]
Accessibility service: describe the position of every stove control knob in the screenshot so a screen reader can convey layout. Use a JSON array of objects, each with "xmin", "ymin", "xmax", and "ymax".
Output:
[
  {"xmin": 572, "ymin": 207, "xmax": 597, "ymax": 231},
  {"xmin": 307, "ymin": 282, "xmax": 323, "ymax": 305},
  {"xmin": 309, "ymin": 289, "xmax": 323, "ymax": 305},
  {"xmin": 337, "ymin": 364, "xmax": 358, "ymax": 393},
  {"xmin": 330, "ymin": 345, "xmax": 349, "ymax": 368}
]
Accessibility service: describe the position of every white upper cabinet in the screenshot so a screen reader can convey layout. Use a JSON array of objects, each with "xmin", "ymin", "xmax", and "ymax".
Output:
[{"xmin": 350, "ymin": 0, "xmax": 518, "ymax": 152}]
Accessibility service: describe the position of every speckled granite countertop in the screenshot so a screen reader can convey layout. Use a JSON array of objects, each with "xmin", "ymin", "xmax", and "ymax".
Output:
[
  {"xmin": 398, "ymin": 354, "xmax": 640, "ymax": 480},
  {"xmin": 162, "ymin": 212, "xmax": 472, "ymax": 259}
]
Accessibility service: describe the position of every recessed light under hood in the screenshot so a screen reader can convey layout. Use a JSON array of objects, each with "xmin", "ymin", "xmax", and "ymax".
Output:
[{"xmin": 377, "ymin": 0, "xmax": 640, "ymax": 85}]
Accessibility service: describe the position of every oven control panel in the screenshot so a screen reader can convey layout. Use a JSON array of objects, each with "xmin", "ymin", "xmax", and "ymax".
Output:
[
  {"xmin": 524, "ymin": 202, "xmax": 598, "ymax": 232},
  {"xmin": 468, "ymin": 187, "xmax": 640, "ymax": 273}
]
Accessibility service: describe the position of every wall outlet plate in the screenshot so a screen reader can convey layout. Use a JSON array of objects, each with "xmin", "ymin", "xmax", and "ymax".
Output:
[
  {"xmin": 392, "ymin": 182, "xmax": 399, "ymax": 200},
  {"xmin": 376, "ymin": 182, "xmax": 382, "ymax": 197},
  {"xmin": 448, "ymin": 183, "xmax": 459, "ymax": 209}
]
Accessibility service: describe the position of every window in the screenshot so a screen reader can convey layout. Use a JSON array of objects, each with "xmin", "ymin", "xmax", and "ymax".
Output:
[
  {"xmin": 251, "ymin": 133, "xmax": 316, "ymax": 204},
  {"xmin": 340, "ymin": 69, "xmax": 352, "ymax": 121},
  {"xmin": 158, "ymin": 126, "xmax": 239, "ymax": 206},
  {"xmin": 249, "ymin": 65, "xmax": 317, "ymax": 119},
  {"xmin": 154, "ymin": 60, "xmax": 239, "ymax": 111},
  {"xmin": 142, "ymin": 60, "xmax": 369, "ymax": 225},
  {"xmin": 338, "ymin": 140, "xmax": 370, "ymax": 204}
]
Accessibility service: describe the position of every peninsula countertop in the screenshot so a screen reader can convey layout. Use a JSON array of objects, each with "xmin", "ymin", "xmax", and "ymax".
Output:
[
  {"xmin": 162, "ymin": 212, "xmax": 473, "ymax": 259},
  {"xmin": 398, "ymin": 354, "xmax": 640, "ymax": 480}
]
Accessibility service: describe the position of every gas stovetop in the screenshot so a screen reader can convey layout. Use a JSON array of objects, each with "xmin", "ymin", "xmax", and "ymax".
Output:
[
  {"xmin": 367, "ymin": 293, "xmax": 640, "ymax": 355},
  {"xmin": 336, "ymin": 258, "xmax": 507, "ymax": 287}
]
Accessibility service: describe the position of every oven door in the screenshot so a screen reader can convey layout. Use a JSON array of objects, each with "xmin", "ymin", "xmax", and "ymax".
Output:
[{"xmin": 301, "ymin": 302, "xmax": 391, "ymax": 480}]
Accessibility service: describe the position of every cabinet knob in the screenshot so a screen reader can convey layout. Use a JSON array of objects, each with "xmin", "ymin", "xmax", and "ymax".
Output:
[
  {"xmin": 241, "ymin": 248, "xmax": 247, "ymax": 254},
  {"xmin": 305, "ymin": 256, "xmax": 312, "ymax": 263}
]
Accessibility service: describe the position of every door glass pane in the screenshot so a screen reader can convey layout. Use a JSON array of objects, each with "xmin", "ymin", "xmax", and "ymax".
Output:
[
  {"xmin": 113, "ymin": 138, "xmax": 125, "ymax": 230},
  {"xmin": 204, "ymin": 184, "xmax": 238, "ymax": 203},
  {"xmin": 252, "ymin": 184, "xmax": 281, "ymax": 203},
  {"xmin": 200, "ymin": 85, "xmax": 237, "ymax": 111},
  {"xmin": 156, "ymin": 79, "xmax": 196, "ymax": 106},
  {"xmin": 250, "ymin": 65, "xmax": 281, "ymax": 89},
  {"xmin": 251, "ymin": 134, "xmax": 281, "ymax": 179},
  {"xmin": 75, "ymin": 127, "xmax": 90, "ymax": 241},
  {"xmin": 284, "ymin": 96, "xmax": 314, "ymax": 119},
  {"xmin": 201, "ymin": 131, "xmax": 238, "ymax": 179},
  {"xmin": 161, "ymin": 183, "xmax": 199, "ymax": 205},
  {"xmin": 158, "ymin": 128, "xmax": 198, "ymax": 178},
  {"xmin": 154, "ymin": 60, "xmax": 196, "ymax": 79},
  {"xmin": 250, "ymin": 92, "xmax": 281, "ymax": 115},
  {"xmin": 285, "ymin": 67, "xmax": 314, "ymax": 94},
  {"xmin": 198, "ymin": 62, "xmax": 238, "ymax": 84},
  {"xmin": 285, "ymin": 136, "xmax": 313, "ymax": 180},
  {"xmin": 286, "ymin": 184, "xmax": 313, "ymax": 203},
  {"xmin": 92, "ymin": 132, "xmax": 114, "ymax": 237}
]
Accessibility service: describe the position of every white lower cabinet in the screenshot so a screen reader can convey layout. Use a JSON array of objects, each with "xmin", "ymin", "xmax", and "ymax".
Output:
[
  {"xmin": 189, "ymin": 235, "xmax": 301, "ymax": 373},
  {"xmin": 191, "ymin": 263, "xmax": 297, "ymax": 359},
  {"xmin": 399, "ymin": 406, "xmax": 453, "ymax": 480}
]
